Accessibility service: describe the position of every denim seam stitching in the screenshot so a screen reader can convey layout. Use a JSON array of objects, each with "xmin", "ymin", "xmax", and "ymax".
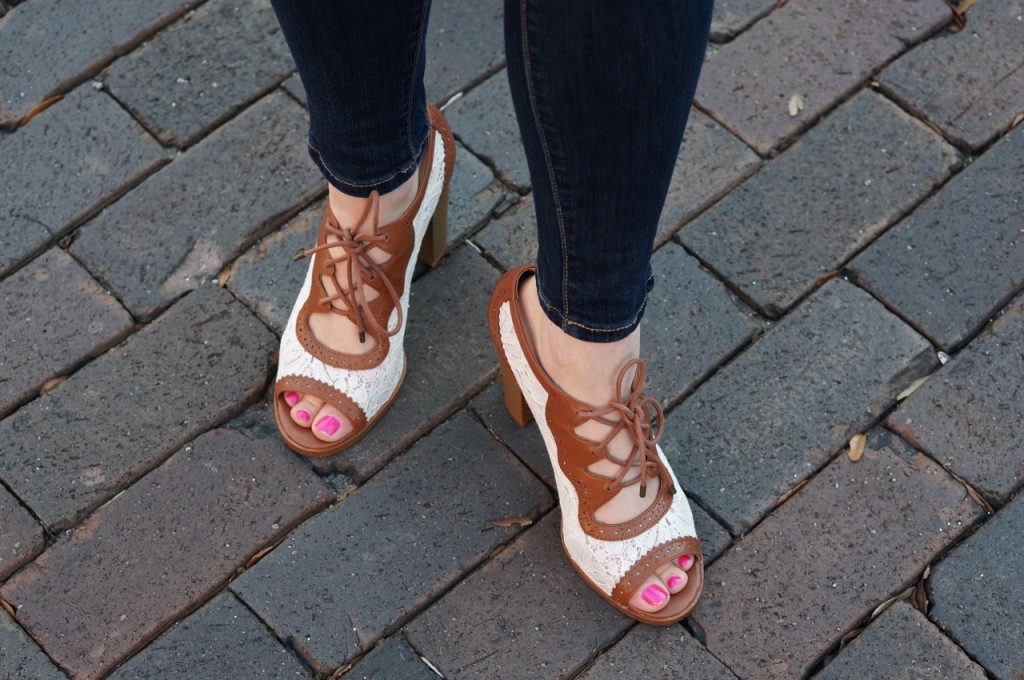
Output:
[
  {"xmin": 307, "ymin": 139, "xmax": 419, "ymax": 191},
  {"xmin": 406, "ymin": 1, "xmax": 430, "ymax": 161},
  {"xmin": 537, "ymin": 283, "xmax": 649, "ymax": 334},
  {"xmin": 521, "ymin": 0, "xmax": 571, "ymax": 327}
]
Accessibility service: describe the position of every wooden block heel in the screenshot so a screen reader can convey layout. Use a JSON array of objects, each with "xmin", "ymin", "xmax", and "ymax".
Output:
[
  {"xmin": 499, "ymin": 361, "xmax": 534, "ymax": 427},
  {"xmin": 419, "ymin": 183, "xmax": 449, "ymax": 268}
]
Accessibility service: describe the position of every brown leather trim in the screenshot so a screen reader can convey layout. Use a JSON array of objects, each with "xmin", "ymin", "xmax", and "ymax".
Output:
[
  {"xmin": 610, "ymin": 536, "xmax": 702, "ymax": 607},
  {"xmin": 487, "ymin": 265, "xmax": 672, "ymax": 540},
  {"xmin": 294, "ymin": 102, "xmax": 453, "ymax": 370}
]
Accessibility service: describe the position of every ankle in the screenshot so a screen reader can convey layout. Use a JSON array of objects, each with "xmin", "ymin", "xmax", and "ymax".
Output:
[{"xmin": 327, "ymin": 168, "xmax": 419, "ymax": 229}]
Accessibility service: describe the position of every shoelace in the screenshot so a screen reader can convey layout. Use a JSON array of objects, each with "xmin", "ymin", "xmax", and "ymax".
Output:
[
  {"xmin": 580, "ymin": 358, "xmax": 674, "ymax": 498},
  {"xmin": 293, "ymin": 192, "xmax": 403, "ymax": 343}
]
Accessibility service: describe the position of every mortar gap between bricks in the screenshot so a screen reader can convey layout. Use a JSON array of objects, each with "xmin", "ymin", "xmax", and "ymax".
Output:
[
  {"xmin": 0, "ymin": 0, "xmax": 210, "ymax": 132},
  {"xmin": 565, "ymin": 621, "xmax": 640, "ymax": 680},
  {"xmin": 670, "ymin": 235, "xmax": 773, "ymax": 319},
  {"xmin": 468, "ymin": 401, "xmax": 557, "ymax": 495},
  {"xmin": 433, "ymin": 58, "xmax": 508, "ymax": 112}
]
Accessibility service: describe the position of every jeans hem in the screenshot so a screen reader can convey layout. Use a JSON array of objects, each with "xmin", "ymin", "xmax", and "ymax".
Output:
[
  {"xmin": 535, "ymin": 279, "xmax": 649, "ymax": 343},
  {"xmin": 307, "ymin": 137, "xmax": 426, "ymax": 199}
]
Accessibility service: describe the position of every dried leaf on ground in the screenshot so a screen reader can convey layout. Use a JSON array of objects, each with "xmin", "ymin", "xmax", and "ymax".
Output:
[
  {"xmin": 871, "ymin": 585, "xmax": 914, "ymax": 620},
  {"xmin": 18, "ymin": 95, "xmax": 63, "ymax": 127},
  {"xmin": 40, "ymin": 376, "xmax": 67, "ymax": 396},
  {"xmin": 774, "ymin": 479, "xmax": 809, "ymax": 508},
  {"xmin": 0, "ymin": 598, "xmax": 14, "ymax": 617},
  {"xmin": 488, "ymin": 516, "xmax": 533, "ymax": 528},
  {"xmin": 244, "ymin": 544, "xmax": 276, "ymax": 569},
  {"xmin": 848, "ymin": 434, "xmax": 866, "ymax": 462},
  {"xmin": 896, "ymin": 376, "xmax": 929, "ymax": 401},
  {"xmin": 218, "ymin": 265, "xmax": 231, "ymax": 287},
  {"xmin": 788, "ymin": 93, "xmax": 805, "ymax": 117}
]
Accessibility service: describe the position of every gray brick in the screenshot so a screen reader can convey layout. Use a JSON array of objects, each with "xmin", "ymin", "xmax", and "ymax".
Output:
[
  {"xmin": 231, "ymin": 411, "xmax": 552, "ymax": 674},
  {"xmin": 105, "ymin": 0, "xmax": 295, "ymax": 149},
  {"xmin": 665, "ymin": 279, "xmax": 934, "ymax": 533},
  {"xmin": 444, "ymin": 70, "xmax": 529, "ymax": 190},
  {"xmin": 930, "ymin": 492, "xmax": 1024, "ymax": 679},
  {"xmin": 0, "ymin": 0, "xmax": 196, "ymax": 125},
  {"xmin": 581, "ymin": 626, "xmax": 737, "ymax": 679},
  {"xmin": 0, "ymin": 249, "xmax": 133, "ymax": 418},
  {"xmin": 0, "ymin": 285, "xmax": 276, "ymax": 531},
  {"xmin": 0, "ymin": 85, "xmax": 166, "ymax": 277},
  {"xmin": 0, "ymin": 610, "xmax": 64, "ymax": 680},
  {"xmin": 281, "ymin": 73, "xmax": 305, "ymax": 107},
  {"xmin": 472, "ymin": 194, "xmax": 536, "ymax": 271},
  {"xmin": 889, "ymin": 301, "xmax": 1024, "ymax": 504},
  {"xmin": 710, "ymin": 0, "xmax": 776, "ymax": 42},
  {"xmin": 110, "ymin": 592, "xmax": 312, "ymax": 679},
  {"xmin": 848, "ymin": 124, "xmax": 1024, "ymax": 351},
  {"xmin": 878, "ymin": 1, "xmax": 1024, "ymax": 152},
  {"xmin": 344, "ymin": 635, "xmax": 437, "ymax": 680},
  {"xmin": 681, "ymin": 91, "xmax": 961, "ymax": 318},
  {"xmin": 694, "ymin": 429, "xmax": 983, "ymax": 679},
  {"xmin": 469, "ymin": 380, "xmax": 733, "ymax": 564},
  {"xmin": 446, "ymin": 143, "xmax": 503, "ymax": 246},
  {"xmin": 645, "ymin": 243, "xmax": 759, "ymax": 407},
  {"xmin": 816, "ymin": 601, "xmax": 986, "ymax": 680},
  {"xmin": 229, "ymin": 198, "xmax": 324, "ymax": 334},
  {"xmin": 425, "ymin": 0, "xmax": 504, "ymax": 104},
  {"xmin": 0, "ymin": 429, "xmax": 331, "ymax": 680},
  {"xmin": 71, "ymin": 92, "xmax": 322, "ymax": 320},
  {"xmin": 308, "ymin": 247, "xmax": 500, "ymax": 481},
  {"xmin": 657, "ymin": 110, "xmax": 760, "ymax": 246},
  {"xmin": 406, "ymin": 512, "xmax": 630, "ymax": 680},
  {"xmin": 0, "ymin": 486, "xmax": 41, "ymax": 582},
  {"xmin": 696, "ymin": 0, "xmax": 952, "ymax": 154}
]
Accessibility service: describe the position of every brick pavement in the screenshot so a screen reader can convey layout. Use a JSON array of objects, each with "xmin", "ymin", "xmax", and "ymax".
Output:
[{"xmin": 1, "ymin": 1, "xmax": 1021, "ymax": 678}]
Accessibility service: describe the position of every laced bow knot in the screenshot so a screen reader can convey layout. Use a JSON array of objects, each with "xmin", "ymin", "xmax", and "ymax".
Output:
[
  {"xmin": 580, "ymin": 358, "xmax": 671, "ymax": 499},
  {"xmin": 293, "ymin": 192, "xmax": 403, "ymax": 344}
]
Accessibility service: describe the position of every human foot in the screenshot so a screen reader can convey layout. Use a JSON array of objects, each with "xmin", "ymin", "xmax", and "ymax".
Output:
[
  {"xmin": 489, "ymin": 265, "xmax": 702, "ymax": 624},
  {"xmin": 517, "ymin": 275, "xmax": 697, "ymax": 614},
  {"xmin": 274, "ymin": 104, "xmax": 455, "ymax": 456}
]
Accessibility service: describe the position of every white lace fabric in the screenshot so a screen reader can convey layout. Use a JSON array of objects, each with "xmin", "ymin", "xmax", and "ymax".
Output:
[{"xmin": 498, "ymin": 302, "xmax": 699, "ymax": 596}]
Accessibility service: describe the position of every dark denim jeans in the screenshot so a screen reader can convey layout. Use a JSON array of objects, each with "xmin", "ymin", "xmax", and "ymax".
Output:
[{"xmin": 270, "ymin": 0, "xmax": 713, "ymax": 342}]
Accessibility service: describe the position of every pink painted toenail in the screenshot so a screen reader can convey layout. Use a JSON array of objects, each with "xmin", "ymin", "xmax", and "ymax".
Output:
[
  {"xmin": 284, "ymin": 391, "xmax": 300, "ymax": 406},
  {"xmin": 667, "ymin": 575, "xmax": 683, "ymax": 590},
  {"xmin": 316, "ymin": 416, "xmax": 341, "ymax": 436},
  {"xmin": 678, "ymin": 555, "xmax": 694, "ymax": 570},
  {"xmin": 642, "ymin": 585, "xmax": 668, "ymax": 607},
  {"xmin": 294, "ymin": 409, "xmax": 311, "ymax": 423}
]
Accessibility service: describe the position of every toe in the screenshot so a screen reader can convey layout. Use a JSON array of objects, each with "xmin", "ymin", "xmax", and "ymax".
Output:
[
  {"xmin": 656, "ymin": 560, "xmax": 689, "ymax": 595},
  {"xmin": 289, "ymin": 394, "xmax": 321, "ymax": 428},
  {"xmin": 310, "ymin": 403, "xmax": 354, "ymax": 442},
  {"xmin": 629, "ymin": 574, "xmax": 671, "ymax": 613}
]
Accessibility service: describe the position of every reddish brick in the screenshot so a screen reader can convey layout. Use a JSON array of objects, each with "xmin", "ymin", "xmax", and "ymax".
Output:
[
  {"xmin": 657, "ymin": 110, "xmax": 760, "ymax": 246},
  {"xmin": 0, "ymin": 85, "xmax": 166, "ymax": 277},
  {"xmin": 0, "ymin": 429, "xmax": 331, "ymax": 680},
  {"xmin": 0, "ymin": 285, "xmax": 276, "ymax": 531},
  {"xmin": 0, "ymin": 610, "xmax": 65, "ymax": 679},
  {"xmin": 681, "ymin": 91, "xmax": 960, "ymax": 318},
  {"xmin": 109, "ymin": 592, "xmax": 313, "ymax": 679},
  {"xmin": 70, "ymin": 92, "xmax": 322, "ymax": 320},
  {"xmin": 104, "ymin": 0, "xmax": 295, "ymax": 149},
  {"xmin": 889, "ymin": 301, "xmax": 1024, "ymax": 504},
  {"xmin": 693, "ymin": 429, "xmax": 983, "ymax": 679},
  {"xmin": 0, "ymin": 486, "xmax": 41, "ymax": 581},
  {"xmin": 665, "ymin": 280, "xmax": 934, "ymax": 533},
  {"xmin": 710, "ymin": 0, "xmax": 775, "ymax": 42},
  {"xmin": 816, "ymin": 601, "xmax": 986, "ymax": 680},
  {"xmin": 581, "ymin": 625, "xmax": 737, "ymax": 679},
  {"xmin": 930, "ymin": 492, "xmax": 1024, "ymax": 679},
  {"xmin": 644, "ymin": 243, "xmax": 759, "ymax": 408},
  {"xmin": 231, "ymin": 411, "xmax": 552, "ymax": 674},
  {"xmin": 848, "ymin": 124, "xmax": 1024, "ymax": 351},
  {"xmin": 0, "ymin": 249, "xmax": 133, "ymax": 418},
  {"xmin": 406, "ymin": 512, "xmax": 630, "ymax": 680},
  {"xmin": 425, "ymin": 0, "xmax": 504, "ymax": 103},
  {"xmin": 0, "ymin": 0, "xmax": 196, "ymax": 125},
  {"xmin": 696, "ymin": 0, "xmax": 952, "ymax": 154},
  {"xmin": 879, "ymin": 1, "xmax": 1024, "ymax": 152}
]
